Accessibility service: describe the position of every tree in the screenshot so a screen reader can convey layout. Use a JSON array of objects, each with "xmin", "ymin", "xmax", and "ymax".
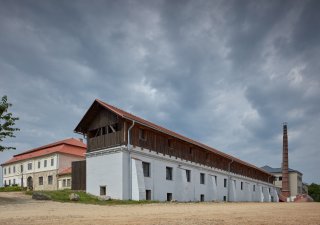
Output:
[
  {"xmin": 308, "ymin": 183, "xmax": 320, "ymax": 202},
  {"xmin": 0, "ymin": 95, "xmax": 20, "ymax": 151}
]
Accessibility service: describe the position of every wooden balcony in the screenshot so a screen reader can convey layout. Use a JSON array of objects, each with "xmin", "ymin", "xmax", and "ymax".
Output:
[{"xmin": 88, "ymin": 131, "xmax": 123, "ymax": 152}]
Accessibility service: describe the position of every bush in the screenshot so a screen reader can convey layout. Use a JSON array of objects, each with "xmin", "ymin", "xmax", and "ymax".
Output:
[
  {"xmin": 0, "ymin": 186, "xmax": 26, "ymax": 192},
  {"xmin": 308, "ymin": 183, "xmax": 320, "ymax": 202}
]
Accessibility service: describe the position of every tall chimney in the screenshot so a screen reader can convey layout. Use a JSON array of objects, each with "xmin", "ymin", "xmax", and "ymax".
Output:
[{"xmin": 281, "ymin": 122, "xmax": 290, "ymax": 198}]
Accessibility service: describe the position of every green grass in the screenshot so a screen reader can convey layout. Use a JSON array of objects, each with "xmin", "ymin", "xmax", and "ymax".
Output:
[
  {"xmin": 0, "ymin": 186, "xmax": 27, "ymax": 192},
  {"xmin": 26, "ymin": 189, "xmax": 159, "ymax": 205}
]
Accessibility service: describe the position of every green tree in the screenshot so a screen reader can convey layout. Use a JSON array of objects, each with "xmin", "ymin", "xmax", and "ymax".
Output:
[
  {"xmin": 0, "ymin": 95, "xmax": 20, "ymax": 151},
  {"xmin": 308, "ymin": 183, "xmax": 320, "ymax": 202}
]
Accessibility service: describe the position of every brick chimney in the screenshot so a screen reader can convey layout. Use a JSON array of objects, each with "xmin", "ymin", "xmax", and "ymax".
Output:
[{"xmin": 281, "ymin": 122, "xmax": 290, "ymax": 198}]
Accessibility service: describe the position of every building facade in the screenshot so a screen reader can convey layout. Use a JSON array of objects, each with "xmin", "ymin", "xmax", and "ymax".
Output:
[
  {"xmin": 75, "ymin": 99, "xmax": 278, "ymax": 202},
  {"xmin": 1, "ymin": 138, "xmax": 86, "ymax": 190},
  {"xmin": 261, "ymin": 165, "xmax": 303, "ymax": 198}
]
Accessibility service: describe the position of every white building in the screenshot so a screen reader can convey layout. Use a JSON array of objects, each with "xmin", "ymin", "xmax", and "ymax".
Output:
[
  {"xmin": 75, "ymin": 99, "xmax": 278, "ymax": 202},
  {"xmin": 1, "ymin": 138, "xmax": 86, "ymax": 190}
]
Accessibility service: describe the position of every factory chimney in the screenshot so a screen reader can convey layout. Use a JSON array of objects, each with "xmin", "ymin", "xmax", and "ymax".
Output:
[{"xmin": 281, "ymin": 122, "xmax": 290, "ymax": 198}]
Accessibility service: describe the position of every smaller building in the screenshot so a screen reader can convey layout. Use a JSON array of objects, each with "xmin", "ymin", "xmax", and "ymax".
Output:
[
  {"xmin": 1, "ymin": 138, "xmax": 86, "ymax": 190},
  {"xmin": 261, "ymin": 165, "xmax": 303, "ymax": 197}
]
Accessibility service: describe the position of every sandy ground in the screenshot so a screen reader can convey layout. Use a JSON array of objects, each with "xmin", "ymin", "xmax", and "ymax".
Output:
[{"xmin": 0, "ymin": 192, "xmax": 320, "ymax": 225}]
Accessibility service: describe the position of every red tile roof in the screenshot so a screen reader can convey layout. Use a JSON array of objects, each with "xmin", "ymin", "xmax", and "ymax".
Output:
[
  {"xmin": 1, "ymin": 138, "xmax": 86, "ymax": 166},
  {"xmin": 58, "ymin": 167, "xmax": 72, "ymax": 175},
  {"xmin": 78, "ymin": 99, "xmax": 272, "ymax": 176}
]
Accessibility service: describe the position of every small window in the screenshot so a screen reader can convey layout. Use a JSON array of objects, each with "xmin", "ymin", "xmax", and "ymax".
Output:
[
  {"xmin": 9, "ymin": 180, "xmax": 11, "ymax": 186},
  {"xmin": 100, "ymin": 186, "xmax": 106, "ymax": 196},
  {"xmin": 189, "ymin": 147, "xmax": 192, "ymax": 155},
  {"xmin": 241, "ymin": 182, "xmax": 243, "ymax": 190},
  {"xmin": 28, "ymin": 163, "xmax": 32, "ymax": 170},
  {"xmin": 269, "ymin": 188, "xmax": 271, "ymax": 193},
  {"xmin": 4, "ymin": 168, "xmax": 6, "ymax": 175},
  {"xmin": 139, "ymin": 129, "xmax": 146, "ymax": 140},
  {"xmin": 48, "ymin": 175, "xmax": 53, "ymax": 185},
  {"xmin": 13, "ymin": 166, "xmax": 15, "ymax": 173},
  {"xmin": 200, "ymin": 173, "xmax": 205, "ymax": 184},
  {"xmin": 200, "ymin": 194, "xmax": 205, "ymax": 202},
  {"xmin": 20, "ymin": 165, "xmax": 23, "ymax": 173},
  {"xmin": 146, "ymin": 190, "xmax": 151, "ymax": 200},
  {"xmin": 38, "ymin": 161, "xmax": 41, "ymax": 169},
  {"xmin": 4, "ymin": 180, "xmax": 7, "ymax": 186},
  {"xmin": 51, "ymin": 158, "xmax": 54, "ymax": 166},
  {"xmin": 67, "ymin": 179, "xmax": 71, "ymax": 187},
  {"xmin": 63, "ymin": 179, "xmax": 66, "ymax": 187},
  {"xmin": 224, "ymin": 178, "xmax": 227, "ymax": 188},
  {"xmin": 168, "ymin": 139, "xmax": 173, "ymax": 148},
  {"xmin": 39, "ymin": 177, "xmax": 43, "ymax": 185},
  {"xmin": 167, "ymin": 193, "xmax": 172, "ymax": 201},
  {"xmin": 44, "ymin": 160, "xmax": 47, "ymax": 167},
  {"xmin": 253, "ymin": 185, "xmax": 256, "ymax": 192},
  {"xmin": 223, "ymin": 196, "xmax": 227, "ymax": 201},
  {"xmin": 186, "ymin": 170, "xmax": 191, "ymax": 182},
  {"xmin": 142, "ymin": 162, "xmax": 150, "ymax": 177},
  {"xmin": 13, "ymin": 179, "xmax": 16, "ymax": 185},
  {"xmin": 166, "ymin": 167, "xmax": 173, "ymax": 180},
  {"xmin": 279, "ymin": 176, "xmax": 282, "ymax": 181},
  {"xmin": 8, "ymin": 167, "xmax": 11, "ymax": 174}
]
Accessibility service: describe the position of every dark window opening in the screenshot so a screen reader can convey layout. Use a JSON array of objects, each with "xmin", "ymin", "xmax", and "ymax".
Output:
[
  {"xmin": 186, "ymin": 170, "xmax": 191, "ymax": 182},
  {"xmin": 28, "ymin": 163, "xmax": 32, "ymax": 170},
  {"xmin": 224, "ymin": 178, "xmax": 227, "ymax": 188},
  {"xmin": 200, "ymin": 194, "xmax": 205, "ymax": 202},
  {"xmin": 139, "ymin": 129, "xmax": 146, "ymax": 141},
  {"xmin": 48, "ymin": 175, "xmax": 53, "ymax": 185},
  {"xmin": 168, "ymin": 139, "xmax": 173, "ymax": 148},
  {"xmin": 200, "ymin": 173, "xmax": 205, "ymax": 184},
  {"xmin": 279, "ymin": 176, "xmax": 282, "ymax": 181},
  {"xmin": 142, "ymin": 162, "xmax": 150, "ymax": 177},
  {"xmin": 189, "ymin": 147, "xmax": 193, "ymax": 155},
  {"xmin": 146, "ymin": 190, "xmax": 151, "ymax": 200},
  {"xmin": 51, "ymin": 158, "xmax": 54, "ymax": 166},
  {"xmin": 166, "ymin": 167, "xmax": 173, "ymax": 180},
  {"xmin": 253, "ymin": 185, "xmax": 256, "ymax": 192},
  {"xmin": 44, "ymin": 160, "xmax": 47, "ymax": 167},
  {"xmin": 223, "ymin": 196, "xmax": 227, "ymax": 201},
  {"xmin": 167, "ymin": 193, "xmax": 172, "ymax": 201},
  {"xmin": 38, "ymin": 161, "xmax": 41, "ymax": 169},
  {"xmin": 241, "ymin": 182, "xmax": 243, "ymax": 190},
  {"xmin": 100, "ymin": 186, "xmax": 106, "ymax": 196},
  {"xmin": 39, "ymin": 177, "xmax": 43, "ymax": 185},
  {"xmin": 20, "ymin": 165, "xmax": 23, "ymax": 173},
  {"xmin": 89, "ymin": 123, "xmax": 121, "ymax": 138}
]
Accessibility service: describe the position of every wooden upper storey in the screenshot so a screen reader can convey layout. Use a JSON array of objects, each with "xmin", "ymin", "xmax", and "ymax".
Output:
[{"xmin": 75, "ymin": 99, "xmax": 275, "ymax": 184}]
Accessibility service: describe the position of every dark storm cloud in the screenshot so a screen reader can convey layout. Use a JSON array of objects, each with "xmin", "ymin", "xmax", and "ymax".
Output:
[{"xmin": 0, "ymin": 0, "xmax": 319, "ymax": 184}]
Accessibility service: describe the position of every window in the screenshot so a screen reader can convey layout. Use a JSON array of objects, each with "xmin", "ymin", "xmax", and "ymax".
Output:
[
  {"xmin": 224, "ymin": 178, "xmax": 227, "ymax": 188},
  {"xmin": 48, "ymin": 175, "xmax": 53, "ymax": 185},
  {"xmin": 13, "ymin": 179, "xmax": 16, "ymax": 185},
  {"xmin": 139, "ymin": 129, "xmax": 146, "ymax": 140},
  {"xmin": 200, "ymin": 194, "xmax": 205, "ymax": 202},
  {"xmin": 4, "ymin": 180, "xmax": 7, "ymax": 186},
  {"xmin": 20, "ymin": 165, "xmax": 23, "ymax": 173},
  {"xmin": 67, "ymin": 179, "xmax": 71, "ymax": 187},
  {"xmin": 8, "ymin": 167, "xmax": 11, "ymax": 174},
  {"xmin": 253, "ymin": 185, "xmax": 256, "ymax": 192},
  {"xmin": 28, "ymin": 163, "xmax": 32, "ymax": 170},
  {"xmin": 4, "ymin": 168, "xmax": 6, "ymax": 175},
  {"xmin": 13, "ymin": 166, "xmax": 15, "ymax": 173},
  {"xmin": 186, "ymin": 170, "xmax": 191, "ymax": 182},
  {"xmin": 241, "ymin": 182, "xmax": 243, "ymax": 190},
  {"xmin": 279, "ymin": 176, "xmax": 282, "ymax": 181},
  {"xmin": 44, "ymin": 160, "xmax": 47, "ymax": 167},
  {"xmin": 223, "ymin": 196, "xmax": 227, "ymax": 201},
  {"xmin": 39, "ymin": 177, "xmax": 43, "ymax": 185},
  {"xmin": 100, "ymin": 186, "xmax": 106, "ymax": 196},
  {"xmin": 146, "ymin": 190, "xmax": 151, "ymax": 200},
  {"xmin": 168, "ymin": 139, "xmax": 173, "ymax": 148},
  {"xmin": 142, "ymin": 162, "xmax": 150, "ymax": 177},
  {"xmin": 63, "ymin": 179, "xmax": 66, "ymax": 187},
  {"xmin": 51, "ymin": 158, "xmax": 54, "ymax": 166},
  {"xmin": 200, "ymin": 173, "xmax": 205, "ymax": 184},
  {"xmin": 167, "ymin": 193, "xmax": 172, "ymax": 201},
  {"xmin": 269, "ymin": 188, "xmax": 271, "ymax": 193},
  {"xmin": 166, "ymin": 167, "xmax": 173, "ymax": 180},
  {"xmin": 38, "ymin": 161, "xmax": 41, "ymax": 169},
  {"xmin": 9, "ymin": 180, "xmax": 11, "ymax": 186},
  {"xmin": 189, "ymin": 147, "xmax": 193, "ymax": 155}
]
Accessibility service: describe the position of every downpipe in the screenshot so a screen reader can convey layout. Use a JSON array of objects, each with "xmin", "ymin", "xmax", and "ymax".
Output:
[{"xmin": 127, "ymin": 121, "xmax": 135, "ymax": 200}]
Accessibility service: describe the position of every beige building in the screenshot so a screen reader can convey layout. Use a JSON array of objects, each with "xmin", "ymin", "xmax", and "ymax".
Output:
[
  {"xmin": 261, "ymin": 165, "xmax": 303, "ymax": 197},
  {"xmin": 1, "ymin": 138, "xmax": 86, "ymax": 191}
]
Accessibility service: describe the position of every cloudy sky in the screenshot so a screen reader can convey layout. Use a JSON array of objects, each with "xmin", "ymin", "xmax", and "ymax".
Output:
[{"xmin": 0, "ymin": 0, "xmax": 319, "ymax": 184}]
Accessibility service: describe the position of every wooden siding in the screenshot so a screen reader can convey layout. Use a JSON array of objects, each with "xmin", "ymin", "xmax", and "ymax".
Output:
[
  {"xmin": 72, "ymin": 160, "xmax": 86, "ymax": 191},
  {"xmin": 130, "ymin": 125, "xmax": 273, "ymax": 184},
  {"xmin": 88, "ymin": 131, "xmax": 123, "ymax": 151}
]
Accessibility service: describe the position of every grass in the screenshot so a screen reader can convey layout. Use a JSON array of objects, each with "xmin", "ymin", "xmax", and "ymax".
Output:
[
  {"xmin": 0, "ymin": 186, "xmax": 27, "ymax": 192},
  {"xmin": 26, "ymin": 189, "xmax": 159, "ymax": 205}
]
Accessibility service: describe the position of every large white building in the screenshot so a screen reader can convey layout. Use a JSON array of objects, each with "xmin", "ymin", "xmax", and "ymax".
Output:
[
  {"xmin": 75, "ymin": 99, "xmax": 278, "ymax": 202},
  {"xmin": 1, "ymin": 138, "xmax": 86, "ymax": 190}
]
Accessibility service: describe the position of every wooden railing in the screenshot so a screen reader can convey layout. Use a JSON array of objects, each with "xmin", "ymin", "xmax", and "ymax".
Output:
[{"xmin": 88, "ymin": 131, "xmax": 123, "ymax": 151}]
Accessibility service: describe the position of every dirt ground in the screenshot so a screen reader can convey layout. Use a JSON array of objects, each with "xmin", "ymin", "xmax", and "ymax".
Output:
[{"xmin": 0, "ymin": 192, "xmax": 319, "ymax": 225}]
